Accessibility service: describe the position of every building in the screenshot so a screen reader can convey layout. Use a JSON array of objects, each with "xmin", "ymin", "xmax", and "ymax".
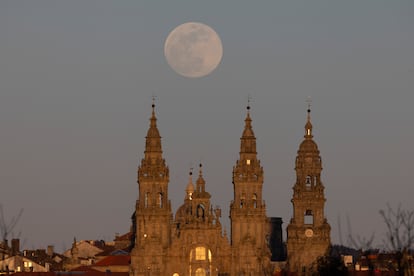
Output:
[
  {"xmin": 129, "ymin": 103, "xmax": 330, "ymax": 276},
  {"xmin": 286, "ymin": 107, "xmax": 331, "ymax": 274}
]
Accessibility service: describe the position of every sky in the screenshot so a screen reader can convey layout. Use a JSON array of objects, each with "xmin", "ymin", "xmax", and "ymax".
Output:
[{"xmin": 1, "ymin": 1, "xmax": 413, "ymax": 252}]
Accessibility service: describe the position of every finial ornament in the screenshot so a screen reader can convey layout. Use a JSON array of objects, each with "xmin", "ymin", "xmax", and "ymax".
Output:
[
  {"xmin": 151, "ymin": 94, "xmax": 157, "ymax": 109},
  {"xmin": 199, "ymin": 163, "xmax": 203, "ymax": 177},
  {"xmin": 247, "ymin": 94, "xmax": 252, "ymax": 110},
  {"xmin": 305, "ymin": 97, "xmax": 313, "ymax": 137},
  {"xmin": 306, "ymin": 96, "xmax": 312, "ymax": 114}
]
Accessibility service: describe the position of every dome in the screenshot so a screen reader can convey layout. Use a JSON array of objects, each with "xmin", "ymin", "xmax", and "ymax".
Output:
[
  {"xmin": 298, "ymin": 139, "xmax": 319, "ymax": 154},
  {"xmin": 186, "ymin": 180, "xmax": 195, "ymax": 193}
]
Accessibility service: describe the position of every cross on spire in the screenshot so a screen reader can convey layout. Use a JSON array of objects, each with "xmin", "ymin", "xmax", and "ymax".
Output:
[
  {"xmin": 152, "ymin": 94, "xmax": 157, "ymax": 109},
  {"xmin": 306, "ymin": 96, "xmax": 312, "ymax": 114},
  {"xmin": 247, "ymin": 94, "xmax": 252, "ymax": 111}
]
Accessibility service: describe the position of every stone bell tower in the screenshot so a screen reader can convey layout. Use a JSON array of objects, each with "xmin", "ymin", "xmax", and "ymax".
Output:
[
  {"xmin": 230, "ymin": 104, "xmax": 270, "ymax": 275},
  {"xmin": 130, "ymin": 102, "xmax": 172, "ymax": 276},
  {"xmin": 286, "ymin": 104, "xmax": 331, "ymax": 275}
]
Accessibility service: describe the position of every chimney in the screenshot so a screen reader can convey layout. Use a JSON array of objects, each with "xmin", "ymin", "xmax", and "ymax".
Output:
[
  {"xmin": 47, "ymin": 245, "xmax": 54, "ymax": 257},
  {"xmin": 11, "ymin": 239, "xmax": 20, "ymax": 256}
]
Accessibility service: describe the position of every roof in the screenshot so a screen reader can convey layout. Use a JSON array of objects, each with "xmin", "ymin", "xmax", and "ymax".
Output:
[
  {"xmin": 93, "ymin": 256, "xmax": 130, "ymax": 267},
  {"xmin": 114, "ymin": 232, "xmax": 132, "ymax": 242}
]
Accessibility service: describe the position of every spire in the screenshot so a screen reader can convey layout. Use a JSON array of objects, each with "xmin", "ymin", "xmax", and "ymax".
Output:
[
  {"xmin": 196, "ymin": 163, "xmax": 206, "ymax": 193},
  {"xmin": 305, "ymin": 98, "xmax": 313, "ymax": 138},
  {"xmin": 295, "ymin": 99, "xmax": 322, "ymax": 189},
  {"xmin": 144, "ymin": 101, "xmax": 162, "ymax": 160},
  {"xmin": 185, "ymin": 169, "xmax": 194, "ymax": 200},
  {"xmin": 240, "ymin": 103, "xmax": 257, "ymax": 156}
]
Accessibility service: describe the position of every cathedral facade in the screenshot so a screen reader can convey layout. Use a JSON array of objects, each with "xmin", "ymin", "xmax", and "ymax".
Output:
[{"xmin": 129, "ymin": 103, "xmax": 330, "ymax": 276}]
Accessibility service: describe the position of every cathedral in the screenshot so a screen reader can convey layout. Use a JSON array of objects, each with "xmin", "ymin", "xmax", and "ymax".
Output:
[{"xmin": 129, "ymin": 102, "xmax": 331, "ymax": 276}]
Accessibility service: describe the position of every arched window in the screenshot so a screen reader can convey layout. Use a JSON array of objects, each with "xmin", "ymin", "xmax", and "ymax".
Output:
[
  {"xmin": 304, "ymin": 209, "xmax": 314, "ymax": 224},
  {"xmin": 240, "ymin": 193, "xmax": 246, "ymax": 208},
  {"xmin": 252, "ymin": 193, "xmax": 257, "ymax": 208},
  {"xmin": 158, "ymin": 193, "xmax": 163, "ymax": 208},
  {"xmin": 305, "ymin": 176, "xmax": 312, "ymax": 189},
  {"xmin": 197, "ymin": 204, "xmax": 205, "ymax": 218},
  {"xmin": 189, "ymin": 247, "xmax": 212, "ymax": 276},
  {"xmin": 195, "ymin": 268, "xmax": 206, "ymax": 276}
]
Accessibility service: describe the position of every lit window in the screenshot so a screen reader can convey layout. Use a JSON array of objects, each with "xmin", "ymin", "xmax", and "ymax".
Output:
[
  {"xmin": 195, "ymin": 247, "xmax": 206, "ymax": 260},
  {"xmin": 246, "ymin": 159, "xmax": 250, "ymax": 165},
  {"xmin": 172, "ymin": 273, "xmax": 179, "ymax": 276},
  {"xmin": 195, "ymin": 268, "xmax": 206, "ymax": 276}
]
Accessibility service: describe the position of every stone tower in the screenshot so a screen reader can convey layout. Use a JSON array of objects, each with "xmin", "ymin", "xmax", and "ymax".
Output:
[
  {"xmin": 130, "ymin": 103, "xmax": 172, "ymax": 276},
  {"xmin": 230, "ymin": 105, "xmax": 271, "ymax": 275},
  {"xmin": 286, "ymin": 106, "xmax": 331, "ymax": 275}
]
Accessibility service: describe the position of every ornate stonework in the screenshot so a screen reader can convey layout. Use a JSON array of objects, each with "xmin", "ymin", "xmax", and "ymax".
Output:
[
  {"xmin": 130, "ymin": 103, "xmax": 330, "ymax": 276},
  {"xmin": 229, "ymin": 107, "xmax": 271, "ymax": 275},
  {"xmin": 286, "ymin": 107, "xmax": 331, "ymax": 275}
]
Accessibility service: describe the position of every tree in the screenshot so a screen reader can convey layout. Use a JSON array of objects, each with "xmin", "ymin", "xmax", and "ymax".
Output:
[
  {"xmin": 379, "ymin": 204, "xmax": 414, "ymax": 276},
  {"xmin": 0, "ymin": 204, "xmax": 23, "ymax": 272},
  {"xmin": 314, "ymin": 254, "xmax": 347, "ymax": 276},
  {"xmin": 0, "ymin": 204, "xmax": 23, "ymax": 246}
]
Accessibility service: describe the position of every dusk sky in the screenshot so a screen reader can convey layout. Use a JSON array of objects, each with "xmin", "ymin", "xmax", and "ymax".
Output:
[{"xmin": 1, "ymin": 1, "xmax": 413, "ymax": 252}]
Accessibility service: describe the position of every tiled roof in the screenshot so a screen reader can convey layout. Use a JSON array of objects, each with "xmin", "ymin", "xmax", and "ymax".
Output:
[
  {"xmin": 94, "ymin": 246, "xmax": 116, "ymax": 257},
  {"xmin": 93, "ymin": 256, "xmax": 130, "ymax": 266}
]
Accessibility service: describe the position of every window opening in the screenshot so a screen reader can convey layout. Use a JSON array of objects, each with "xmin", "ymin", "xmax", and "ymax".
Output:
[
  {"xmin": 195, "ymin": 247, "xmax": 206, "ymax": 260},
  {"xmin": 252, "ymin": 194, "xmax": 257, "ymax": 208},
  {"xmin": 304, "ymin": 209, "xmax": 314, "ymax": 224},
  {"xmin": 240, "ymin": 193, "xmax": 246, "ymax": 208},
  {"xmin": 197, "ymin": 204, "xmax": 205, "ymax": 218},
  {"xmin": 158, "ymin": 193, "xmax": 163, "ymax": 208},
  {"xmin": 305, "ymin": 176, "xmax": 312, "ymax": 189}
]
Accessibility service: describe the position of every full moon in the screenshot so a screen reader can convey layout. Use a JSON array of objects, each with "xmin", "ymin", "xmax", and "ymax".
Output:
[{"xmin": 164, "ymin": 22, "xmax": 223, "ymax": 78}]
